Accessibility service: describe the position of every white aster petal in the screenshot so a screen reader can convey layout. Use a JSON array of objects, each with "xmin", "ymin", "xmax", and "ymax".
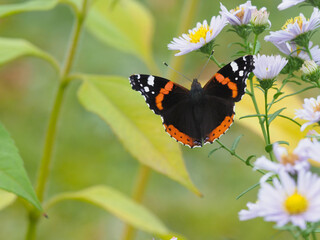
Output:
[
  {"xmin": 240, "ymin": 170, "xmax": 320, "ymax": 229},
  {"xmin": 220, "ymin": 1, "xmax": 256, "ymax": 26},
  {"xmin": 278, "ymin": 0, "xmax": 305, "ymax": 10},
  {"xmin": 295, "ymin": 96, "xmax": 320, "ymax": 131},
  {"xmin": 167, "ymin": 15, "xmax": 226, "ymax": 56},
  {"xmin": 253, "ymin": 54, "xmax": 288, "ymax": 80},
  {"xmin": 265, "ymin": 8, "xmax": 320, "ymax": 44}
]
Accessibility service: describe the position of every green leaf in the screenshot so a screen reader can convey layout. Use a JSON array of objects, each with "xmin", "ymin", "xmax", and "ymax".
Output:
[
  {"xmin": 0, "ymin": 0, "xmax": 58, "ymax": 18},
  {"xmin": 236, "ymin": 182, "xmax": 260, "ymax": 200},
  {"xmin": 275, "ymin": 141, "xmax": 289, "ymax": 146},
  {"xmin": 0, "ymin": 37, "xmax": 59, "ymax": 72},
  {"xmin": 0, "ymin": 122, "xmax": 42, "ymax": 210},
  {"xmin": 268, "ymin": 107, "xmax": 286, "ymax": 124},
  {"xmin": 86, "ymin": 0, "xmax": 156, "ymax": 69},
  {"xmin": 45, "ymin": 185, "xmax": 169, "ymax": 235},
  {"xmin": 77, "ymin": 75, "xmax": 200, "ymax": 196},
  {"xmin": 245, "ymin": 155, "xmax": 256, "ymax": 166},
  {"xmin": 0, "ymin": 189, "xmax": 16, "ymax": 211},
  {"xmin": 0, "ymin": 0, "xmax": 81, "ymax": 18},
  {"xmin": 208, "ymin": 147, "xmax": 222, "ymax": 157},
  {"xmin": 273, "ymin": 91, "xmax": 284, "ymax": 100},
  {"xmin": 239, "ymin": 114, "xmax": 265, "ymax": 120},
  {"xmin": 231, "ymin": 135, "xmax": 243, "ymax": 152},
  {"xmin": 278, "ymin": 114, "xmax": 301, "ymax": 127}
]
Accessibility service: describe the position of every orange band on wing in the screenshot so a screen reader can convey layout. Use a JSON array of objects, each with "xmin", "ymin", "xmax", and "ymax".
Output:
[
  {"xmin": 155, "ymin": 81, "xmax": 174, "ymax": 110},
  {"xmin": 207, "ymin": 114, "xmax": 234, "ymax": 142},
  {"xmin": 214, "ymin": 73, "xmax": 238, "ymax": 99},
  {"xmin": 164, "ymin": 124, "xmax": 197, "ymax": 147}
]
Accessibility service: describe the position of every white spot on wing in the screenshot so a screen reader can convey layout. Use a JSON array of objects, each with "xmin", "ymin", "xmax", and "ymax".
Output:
[
  {"xmin": 148, "ymin": 75, "xmax": 155, "ymax": 86},
  {"xmin": 137, "ymin": 74, "xmax": 140, "ymax": 79},
  {"xmin": 239, "ymin": 70, "xmax": 244, "ymax": 77},
  {"xmin": 144, "ymin": 86, "xmax": 149, "ymax": 92},
  {"xmin": 230, "ymin": 61, "xmax": 238, "ymax": 72}
]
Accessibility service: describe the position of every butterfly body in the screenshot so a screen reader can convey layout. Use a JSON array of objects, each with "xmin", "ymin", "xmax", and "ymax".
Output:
[{"xmin": 129, "ymin": 55, "xmax": 255, "ymax": 148}]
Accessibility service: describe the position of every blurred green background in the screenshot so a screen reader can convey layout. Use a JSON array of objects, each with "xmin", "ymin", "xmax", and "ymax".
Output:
[{"xmin": 0, "ymin": 0, "xmax": 317, "ymax": 239}]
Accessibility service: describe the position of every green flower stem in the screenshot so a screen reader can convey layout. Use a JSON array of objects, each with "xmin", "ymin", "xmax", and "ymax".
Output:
[
  {"xmin": 25, "ymin": 0, "xmax": 88, "ymax": 239},
  {"xmin": 252, "ymin": 33, "xmax": 258, "ymax": 54},
  {"xmin": 248, "ymin": 77, "xmax": 268, "ymax": 144},
  {"xmin": 264, "ymin": 89, "xmax": 275, "ymax": 161},
  {"xmin": 121, "ymin": 165, "xmax": 151, "ymax": 240},
  {"xmin": 210, "ymin": 55, "xmax": 224, "ymax": 68},
  {"xmin": 167, "ymin": 0, "xmax": 200, "ymax": 82},
  {"xmin": 216, "ymin": 140, "xmax": 265, "ymax": 175}
]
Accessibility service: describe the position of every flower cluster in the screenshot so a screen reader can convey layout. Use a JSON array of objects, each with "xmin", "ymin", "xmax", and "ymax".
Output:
[
  {"xmin": 240, "ymin": 138, "xmax": 320, "ymax": 229},
  {"xmin": 168, "ymin": 1, "xmax": 271, "ymax": 56}
]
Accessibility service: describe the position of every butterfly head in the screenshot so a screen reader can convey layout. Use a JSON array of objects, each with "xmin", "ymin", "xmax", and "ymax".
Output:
[{"xmin": 190, "ymin": 79, "xmax": 204, "ymax": 102}]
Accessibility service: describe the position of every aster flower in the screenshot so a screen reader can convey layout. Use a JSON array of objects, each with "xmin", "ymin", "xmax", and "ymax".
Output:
[
  {"xmin": 240, "ymin": 170, "xmax": 320, "ymax": 229},
  {"xmin": 305, "ymin": 138, "xmax": 320, "ymax": 164},
  {"xmin": 274, "ymin": 41, "xmax": 320, "ymax": 65},
  {"xmin": 220, "ymin": 1, "xmax": 256, "ymax": 26},
  {"xmin": 278, "ymin": 0, "xmax": 306, "ymax": 10},
  {"xmin": 254, "ymin": 141, "xmax": 310, "ymax": 174},
  {"xmin": 265, "ymin": 8, "xmax": 320, "ymax": 45},
  {"xmin": 301, "ymin": 60, "xmax": 319, "ymax": 75},
  {"xmin": 295, "ymin": 96, "xmax": 320, "ymax": 131},
  {"xmin": 253, "ymin": 54, "xmax": 288, "ymax": 80},
  {"xmin": 250, "ymin": 7, "xmax": 271, "ymax": 27},
  {"xmin": 167, "ymin": 16, "xmax": 227, "ymax": 56}
]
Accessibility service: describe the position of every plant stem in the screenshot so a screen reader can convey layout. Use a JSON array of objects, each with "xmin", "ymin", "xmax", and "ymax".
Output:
[
  {"xmin": 248, "ymin": 77, "xmax": 268, "ymax": 144},
  {"xmin": 121, "ymin": 165, "xmax": 151, "ymax": 240},
  {"xmin": 25, "ymin": 0, "xmax": 88, "ymax": 239},
  {"xmin": 264, "ymin": 89, "xmax": 275, "ymax": 161},
  {"xmin": 215, "ymin": 140, "xmax": 265, "ymax": 175}
]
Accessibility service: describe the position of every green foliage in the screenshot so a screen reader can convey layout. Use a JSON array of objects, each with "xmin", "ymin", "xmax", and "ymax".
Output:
[
  {"xmin": 0, "ymin": 37, "xmax": 59, "ymax": 71},
  {"xmin": 77, "ymin": 75, "xmax": 200, "ymax": 196},
  {"xmin": 0, "ymin": 189, "xmax": 16, "ymax": 211},
  {"xmin": 86, "ymin": 0, "xmax": 156, "ymax": 70},
  {"xmin": 0, "ymin": 122, "xmax": 41, "ymax": 210},
  {"xmin": 45, "ymin": 185, "xmax": 169, "ymax": 235}
]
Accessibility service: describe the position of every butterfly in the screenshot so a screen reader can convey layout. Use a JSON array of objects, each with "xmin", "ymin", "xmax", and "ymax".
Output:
[{"xmin": 129, "ymin": 55, "xmax": 254, "ymax": 148}]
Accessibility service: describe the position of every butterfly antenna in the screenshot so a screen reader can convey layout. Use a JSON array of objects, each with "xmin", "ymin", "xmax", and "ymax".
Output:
[
  {"xmin": 196, "ymin": 50, "xmax": 215, "ymax": 80},
  {"xmin": 163, "ymin": 62, "xmax": 192, "ymax": 82}
]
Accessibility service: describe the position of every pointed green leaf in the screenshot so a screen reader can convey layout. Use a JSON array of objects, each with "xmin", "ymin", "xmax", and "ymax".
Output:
[
  {"xmin": 268, "ymin": 107, "xmax": 286, "ymax": 124},
  {"xmin": 231, "ymin": 135, "xmax": 243, "ymax": 152},
  {"xmin": 77, "ymin": 75, "xmax": 200, "ymax": 195},
  {"xmin": 0, "ymin": 37, "xmax": 59, "ymax": 72},
  {"xmin": 86, "ymin": 0, "xmax": 156, "ymax": 68},
  {"xmin": 0, "ymin": 122, "xmax": 42, "ymax": 210},
  {"xmin": 45, "ymin": 185, "xmax": 169, "ymax": 235},
  {"xmin": 208, "ymin": 147, "xmax": 222, "ymax": 157},
  {"xmin": 0, "ymin": 189, "xmax": 16, "ymax": 211}
]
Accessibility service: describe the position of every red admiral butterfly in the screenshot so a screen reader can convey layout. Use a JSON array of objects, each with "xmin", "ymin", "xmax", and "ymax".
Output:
[{"xmin": 129, "ymin": 55, "xmax": 254, "ymax": 148}]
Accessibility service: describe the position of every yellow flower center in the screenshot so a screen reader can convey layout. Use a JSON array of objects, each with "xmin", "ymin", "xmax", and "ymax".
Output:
[
  {"xmin": 188, "ymin": 25, "xmax": 212, "ymax": 43},
  {"xmin": 314, "ymin": 103, "xmax": 320, "ymax": 112},
  {"xmin": 282, "ymin": 16, "xmax": 306, "ymax": 30},
  {"xmin": 281, "ymin": 153, "xmax": 299, "ymax": 165},
  {"xmin": 284, "ymin": 192, "xmax": 308, "ymax": 214},
  {"xmin": 231, "ymin": 6, "xmax": 245, "ymax": 20}
]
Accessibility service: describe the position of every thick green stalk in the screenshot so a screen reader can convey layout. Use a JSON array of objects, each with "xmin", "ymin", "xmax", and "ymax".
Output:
[
  {"xmin": 25, "ymin": 1, "xmax": 88, "ymax": 239},
  {"xmin": 121, "ymin": 165, "xmax": 151, "ymax": 240}
]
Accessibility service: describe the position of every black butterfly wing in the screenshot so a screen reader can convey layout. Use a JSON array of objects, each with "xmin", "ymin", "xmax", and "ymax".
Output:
[
  {"xmin": 129, "ymin": 74, "xmax": 202, "ymax": 147},
  {"xmin": 200, "ymin": 55, "xmax": 255, "ymax": 143}
]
